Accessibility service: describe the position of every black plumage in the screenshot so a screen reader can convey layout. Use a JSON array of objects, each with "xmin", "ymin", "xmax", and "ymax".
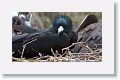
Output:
[
  {"xmin": 47, "ymin": 15, "xmax": 78, "ymax": 44},
  {"xmin": 12, "ymin": 15, "xmax": 75, "ymax": 36},
  {"xmin": 12, "ymin": 15, "xmax": 78, "ymax": 58},
  {"xmin": 72, "ymin": 14, "xmax": 102, "ymax": 53},
  {"xmin": 12, "ymin": 32, "xmax": 71, "ymax": 58},
  {"xmin": 12, "ymin": 16, "xmax": 22, "ymax": 35}
]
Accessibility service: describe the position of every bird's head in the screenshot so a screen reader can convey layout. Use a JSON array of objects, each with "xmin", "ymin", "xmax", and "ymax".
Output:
[
  {"xmin": 12, "ymin": 12, "xmax": 32, "ymax": 26},
  {"xmin": 52, "ymin": 15, "xmax": 73, "ymax": 35}
]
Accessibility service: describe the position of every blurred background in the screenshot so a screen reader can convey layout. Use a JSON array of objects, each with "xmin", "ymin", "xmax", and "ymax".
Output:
[{"xmin": 30, "ymin": 12, "xmax": 102, "ymax": 30}]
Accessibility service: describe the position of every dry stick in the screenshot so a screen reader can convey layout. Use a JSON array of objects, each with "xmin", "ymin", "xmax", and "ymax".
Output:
[
  {"xmin": 18, "ymin": 50, "xmax": 22, "ymax": 54},
  {"xmin": 61, "ymin": 41, "xmax": 95, "ymax": 57},
  {"xmin": 61, "ymin": 42, "xmax": 78, "ymax": 56},
  {"xmin": 21, "ymin": 44, "xmax": 26, "ymax": 58},
  {"xmin": 61, "ymin": 42, "xmax": 82, "ymax": 56},
  {"xmin": 55, "ymin": 50, "xmax": 61, "ymax": 56},
  {"xmin": 12, "ymin": 57, "xmax": 20, "ymax": 61},
  {"xmin": 32, "ymin": 49, "xmax": 42, "ymax": 57},
  {"xmin": 93, "ymin": 48, "xmax": 102, "ymax": 52},
  {"xmin": 84, "ymin": 45, "xmax": 93, "ymax": 53},
  {"xmin": 24, "ymin": 38, "xmax": 37, "ymax": 45},
  {"xmin": 62, "ymin": 42, "xmax": 84, "ymax": 52},
  {"xmin": 49, "ymin": 49, "xmax": 64, "ymax": 61},
  {"xmin": 73, "ymin": 42, "xmax": 93, "ymax": 53},
  {"xmin": 62, "ymin": 42, "xmax": 84, "ymax": 56},
  {"xmin": 16, "ymin": 49, "xmax": 26, "ymax": 60},
  {"xmin": 51, "ymin": 48, "xmax": 56, "ymax": 57},
  {"xmin": 70, "ymin": 53, "xmax": 95, "ymax": 55}
]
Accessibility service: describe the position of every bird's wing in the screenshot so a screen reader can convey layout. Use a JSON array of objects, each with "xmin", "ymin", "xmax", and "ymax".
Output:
[
  {"xmin": 78, "ymin": 21, "xmax": 102, "ymax": 46},
  {"xmin": 72, "ymin": 21, "xmax": 102, "ymax": 53},
  {"xmin": 22, "ymin": 32, "xmax": 45, "ymax": 45},
  {"xmin": 12, "ymin": 33, "xmax": 29, "ymax": 43},
  {"xmin": 13, "ymin": 25, "xmax": 41, "ymax": 33},
  {"xmin": 76, "ymin": 14, "xmax": 98, "ymax": 33}
]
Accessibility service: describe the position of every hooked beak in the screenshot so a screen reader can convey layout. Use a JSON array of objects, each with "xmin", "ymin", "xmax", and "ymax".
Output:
[{"xmin": 58, "ymin": 26, "xmax": 64, "ymax": 35}]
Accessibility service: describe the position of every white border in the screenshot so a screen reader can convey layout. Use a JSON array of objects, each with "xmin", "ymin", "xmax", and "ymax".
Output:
[{"xmin": 0, "ymin": 0, "xmax": 114, "ymax": 74}]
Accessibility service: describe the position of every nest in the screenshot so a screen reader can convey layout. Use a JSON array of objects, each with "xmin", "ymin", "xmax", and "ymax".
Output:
[{"xmin": 12, "ymin": 42, "xmax": 102, "ymax": 62}]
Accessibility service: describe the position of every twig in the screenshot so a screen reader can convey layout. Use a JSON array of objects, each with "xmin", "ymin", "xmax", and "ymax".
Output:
[
  {"xmin": 55, "ymin": 50, "xmax": 61, "ymax": 56},
  {"xmin": 32, "ymin": 49, "xmax": 42, "ymax": 57},
  {"xmin": 18, "ymin": 50, "xmax": 22, "ymax": 54},
  {"xmin": 21, "ymin": 44, "xmax": 26, "ymax": 58},
  {"xmin": 24, "ymin": 38, "xmax": 37, "ymax": 45},
  {"xmin": 62, "ymin": 42, "xmax": 94, "ymax": 54},
  {"xmin": 51, "ymin": 48, "xmax": 56, "ymax": 57},
  {"xmin": 85, "ymin": 46, "xmax": 93, "ymax": 53},
  {"xmin": 62, "ymin": 42, "xmax": 84, "ymax": 52}
]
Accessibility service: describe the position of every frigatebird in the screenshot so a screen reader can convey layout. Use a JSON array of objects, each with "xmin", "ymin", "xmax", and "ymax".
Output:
[{"xmin": 12, "ymin": 15, "xmax": 78, "ymax": 58}]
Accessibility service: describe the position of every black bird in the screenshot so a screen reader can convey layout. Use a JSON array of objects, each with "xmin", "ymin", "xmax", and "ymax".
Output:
[
  {"xmin": 12, "ymin": 12, "xmax": 37, "ymax": 35},
  {"xmin": 72, "ymin": 14, "xmax": 102, "ymax": 53},
  {"xmin": 47, "ymin": 15, "xmax": 78, "ymax": 44},
  {"xmin": 12, "ymin": 16, "xmax": 22, "ymax": 35},
  {"xmin": 12, "ymin": 15, "xmax": 78, "ymax": 58}
]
